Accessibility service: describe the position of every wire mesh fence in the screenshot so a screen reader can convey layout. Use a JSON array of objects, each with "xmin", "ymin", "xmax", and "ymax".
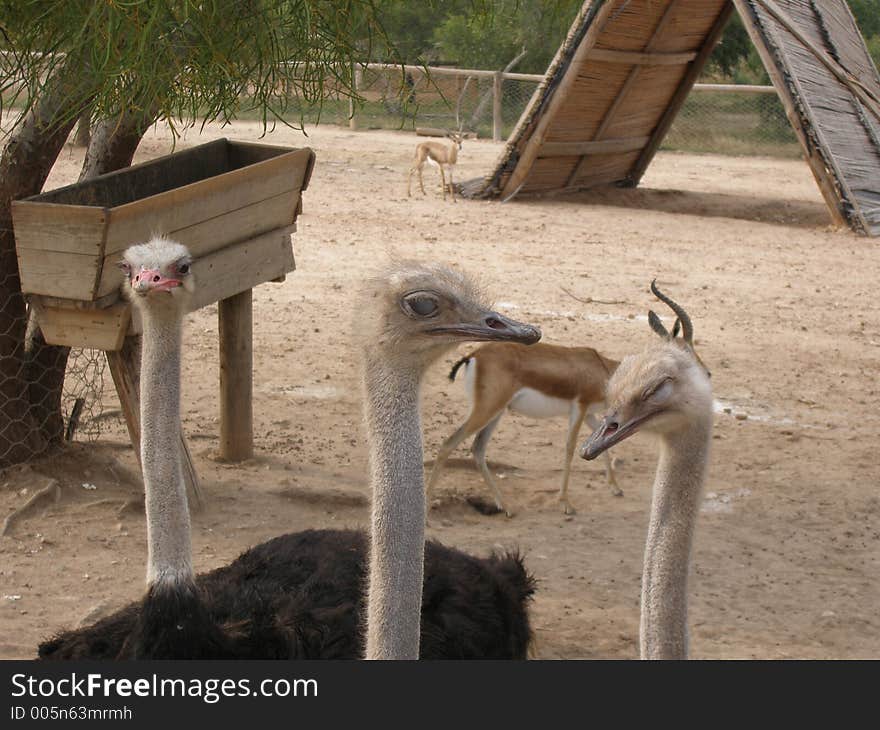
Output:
[
  {"xmin": 665, "ymin": 85, "xmax": 801, "ymax": 158},
  {"xmin": 278, "ymin": 64, "xmax": 800, "ymax": 159},
  {"xmin": 0, "ymin": 267, "xmax": 110, "ymax": 468},
  {"xmin": 61, "ymin": 348, "xmax": 109, "ymax": 443}
]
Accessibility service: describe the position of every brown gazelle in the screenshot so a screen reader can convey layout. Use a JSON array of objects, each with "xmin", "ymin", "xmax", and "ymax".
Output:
[
  {"xmin": 428, "ymin": 341, "xmax": 623, "ymax": 517},
  {"xmin": 407, "ymin": 130, "xmax": 463, "ymax": 202}
]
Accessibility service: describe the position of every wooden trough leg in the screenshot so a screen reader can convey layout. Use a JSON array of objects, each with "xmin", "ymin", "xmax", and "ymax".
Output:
[
  {"xmin": 106, "ymin": 336, "xmax": 203, "ymax": 508},
  {"xmin": 218, "ymin": 289, "xmax": 253, "ymax": 462}
]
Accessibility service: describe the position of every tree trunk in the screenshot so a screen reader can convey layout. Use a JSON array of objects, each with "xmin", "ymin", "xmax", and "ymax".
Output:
[
  {"xmin": 73, "ymin": 110, "xmax": 91, "ymax": 147},
  {"xmin": 24, "ymin": 108, "xmax": 158, "ymax": 451},
  {"xmin": 79, "ymin": 109, "xmax": 155, "ymax": 180},
  {"xmin": 0, "ymin": 58, "xmax": 94, "ymax": 467}
]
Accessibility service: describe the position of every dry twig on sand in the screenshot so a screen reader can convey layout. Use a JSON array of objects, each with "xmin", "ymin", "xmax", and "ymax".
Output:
[{"xmin": 560, "ymin": 285, "xmax": 629, "ymax": 306}]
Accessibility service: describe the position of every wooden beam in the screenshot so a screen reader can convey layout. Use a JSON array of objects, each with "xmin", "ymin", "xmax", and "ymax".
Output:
[
  {"xmin": 499, "ymin": 0, "xmax": 622, "ymax": 199},
  {"xmin": 31, "ymin": 299, "xmax": 129, "ymax": 351},
  {"xmin": 752, "ymin": 0, "xmax": 880, "ymax": 119},
  {"xmin": 493, "ymin": 71, "xmax": 503, "ymax": 142},
  {"xmin": 586, "ymin": 48, "xmax": 697, "ymax": 66},
  {"xmin": 730, "ymin": 0, "xmax": 847, "ymax": 227},
  {"xmin": 218, "ymin": 289, "xmax": 253, "ymax": 462},
  {"xmin": 625, "ymin": 1, "xmax": 736, "ymax": 187},
  {"xmin": 565, "ymin": 0, "xmax": 686, "ymax": 188},
  {"xmin": 541, "ymin": 136, "xmax": 650, "ymax": 157}
]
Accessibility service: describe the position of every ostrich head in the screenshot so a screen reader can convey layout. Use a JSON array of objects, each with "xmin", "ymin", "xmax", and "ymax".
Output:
[
  {"xmin": 119, "ymin": 236, "xmax": 194, "ymax": 313},
  {"xmin": 358, "ymin": 261, "xmax": 541, "ymax": 368},
  {"xmin": 581, "ymin": 282, "xmax": 712, "ymax": 459}
]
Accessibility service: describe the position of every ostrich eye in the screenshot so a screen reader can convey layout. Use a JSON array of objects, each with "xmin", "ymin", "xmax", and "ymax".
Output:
[
  {"xmin": 403, "ymin": 292, "xmax": 440, "ymax": 318},
  {"xmin": 643, "ymin": 378, "xmax": 673, "ymax": 402},
  {"xmin": 176, "ymin": 260, "xmax": 191, "ymax": 275}
]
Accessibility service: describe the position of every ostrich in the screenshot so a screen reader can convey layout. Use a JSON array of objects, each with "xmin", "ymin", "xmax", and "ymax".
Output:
[
  {"xmin": 580, "ymin": 281, "xmax": 712, "ymax": 659},
  {"xmin": 38, "ymin": 240, "xmax": 541, "ymax": 660}
]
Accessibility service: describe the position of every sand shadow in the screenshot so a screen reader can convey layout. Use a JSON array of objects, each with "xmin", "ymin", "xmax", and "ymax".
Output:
[{"xmin": 519, "ymin": 185, "xmax": 831, "ymax": 230}]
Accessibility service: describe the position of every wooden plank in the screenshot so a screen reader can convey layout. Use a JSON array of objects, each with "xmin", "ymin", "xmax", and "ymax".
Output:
[
  {"xmin": 28, "ymin": 291, "xmax": 120, "ymax": 311},
  {"xmin": 11, "ymin": 202, "xmax": 107, "ymax": 254},
  {"xmin": 586, "ymin": 48, "xmax": 697, "ymax": 65},
  {"xmin": 564, "ymin": 0, "xmax": 686, "ymax": 188},
  {"xmin": 106, "ymin": 337, "xmax": 142, "ymax": 469},
  {"xmin": 493, "ymin": 71, "xmax": 503, "ymax": 142},
  {"xmin": 499, "ymin": 0, "xmax": 622, "ymax": 199},
  {"xmin": 541, "ymin": 136, "xmax": 650, "ymax": 157},
  {"xmin": 741, "ymin": 0, "xmax": 878, "ymax": 233},
  {"xmin": 188, "ymin": 228, "xmax": 295, "ymax": 312},
  {"xmin": 14, "ymin": 248, "xmax": 104, "ymax": 301},
  {"xmin": 104, "ymin": 148, "xmax": 314, "ymax": 254},
  {"xmin": 753, "ymin": 0, "xmax": 880, "ymax": 119},
  {"xmin": 732, "ymin": 0, "xmax": 846, "ymax": 227},
  {"xmin": 31, "ymin": 300, "xmax": 130, "ymax": 351},
  {"xmin": 625, "ymin": 1, "xmax": 735, "ymax": 186},
  {"xmin": 96, "ymin": 192, "xmax": 300, "ymax": 298},
  {"xmin": 218, "ymin": 290, "xmax": 253, "ymax": 462}
]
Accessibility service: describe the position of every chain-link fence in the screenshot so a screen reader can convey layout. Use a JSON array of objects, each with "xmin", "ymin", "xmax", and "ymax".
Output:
[
  {"xmin": 281, "ymin": 64, "xmax": 800, "ymax": 159},
  {"xmin": 665, "ymin": 85, "xmax": 800, "ymax": 158},
  {"xmin": 0, "ymin": 267, "xmax": 110, "ymax": 468}
]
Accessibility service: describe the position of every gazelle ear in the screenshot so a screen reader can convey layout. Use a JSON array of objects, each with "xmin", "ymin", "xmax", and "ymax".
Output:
[
  {"xmin": 648, "ymin": 310, "xmax": 669, "ymax": 339},
  {"xmin": 671, "ymin": 318, "xmax": 681, "ymax": 339}
]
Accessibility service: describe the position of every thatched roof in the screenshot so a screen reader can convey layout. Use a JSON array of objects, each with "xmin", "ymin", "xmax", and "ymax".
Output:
[{"xmin": 461, "ymin": 0, "xmax": 880, "ymax": 236}]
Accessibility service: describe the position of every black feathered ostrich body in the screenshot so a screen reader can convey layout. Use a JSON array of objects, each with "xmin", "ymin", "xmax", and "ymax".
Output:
[{"xmin": 39, "ymin": 239, "xmax": 540, "ymax": 660}]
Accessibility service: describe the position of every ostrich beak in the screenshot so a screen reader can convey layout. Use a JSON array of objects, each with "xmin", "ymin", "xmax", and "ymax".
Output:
[
  {"xmin": 580, "ymin": 408, "xmax": 660, "ymax": 460},
  {"xmin": 132, "ymin": 267, "xmax": 183, "ymax": 295},
  {"xmin": 428, "ymin": 311, "xmax": 541, "ymax": 345}
]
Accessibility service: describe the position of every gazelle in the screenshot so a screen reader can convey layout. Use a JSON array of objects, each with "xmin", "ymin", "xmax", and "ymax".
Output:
[
  {"xmin": 407, "ymin": 130, "xmax": 463, "ymax": 202},
  {"xmin": 427, "ymin": 341, "xmax": 623, "ymax": 517}
]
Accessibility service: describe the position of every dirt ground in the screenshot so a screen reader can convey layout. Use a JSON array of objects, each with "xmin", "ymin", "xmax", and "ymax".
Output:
[{"xmin": 1, "ymin": 121, "xmax": 878, "ymax": 659}]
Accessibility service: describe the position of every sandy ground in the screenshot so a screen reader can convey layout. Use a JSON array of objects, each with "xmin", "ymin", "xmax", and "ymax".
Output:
[{"xmin": 1, "ymin": 121, "xmax": 878, "ymax": 659}]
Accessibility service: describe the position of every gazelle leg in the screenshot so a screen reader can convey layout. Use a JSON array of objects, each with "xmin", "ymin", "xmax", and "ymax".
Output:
[
  {"xmin": 427, "ymin": 423, "xmax": 472, "ymax": 503},
  {"xmin": 448, "ymin": 167, "xmax": 456, "ymax": 203},
  {"xmin": 418, "ymin": 165, "xmax": 426, "ymax": 195},
  {"xmin": 471, "ymin": 413, "xmax": 510, "ymax": 516},
  {"xmin": 560, "ymin": 403, "xmax": 587, "ymax": 514},
  {"xmin": 428, "ymin": 390, "xmax": 510, "ymax": 504},
  {"xmin": 407, "ymin": 167, "xmax": 414, "ymax": 197},
  {"xmin": 438, "ymin": 165, "xmax": 447, "ymax": 201},
  {"xmin": 586, "ymin": 413, "xmax": 623, "ymax": 496}
]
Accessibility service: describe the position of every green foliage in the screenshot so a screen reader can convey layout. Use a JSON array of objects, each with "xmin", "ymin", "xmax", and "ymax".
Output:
[
  {"xmin": 848, "ymin": 0, "xmax": 880, "ymax": 38},
  {"xmin": 375, "ymin": 0, "xmax": 582, "ymax": 72},
  {"xmin": 866, "ymin": 34, "xmax": 880, "ymax": 69},
  {"xmin": 0, "ymin": 0, "xmax": 396, "ymax": 135}
]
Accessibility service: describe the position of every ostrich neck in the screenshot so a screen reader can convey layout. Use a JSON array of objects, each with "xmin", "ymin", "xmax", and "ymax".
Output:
[
  {"xmin": 139, "ymin": 307, "xmax": 193, "ymax": 588},
  {"xmin": 640, "ymin": 417, "xmax": 711, "ymax": 659},
  {"xmin": 362, "ymin": 353, "xmax": 425, "ymax": 660}
]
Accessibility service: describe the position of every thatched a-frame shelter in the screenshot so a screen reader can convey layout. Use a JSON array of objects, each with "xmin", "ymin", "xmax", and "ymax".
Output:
[{"xmin": 462, "ymin": 0, "xmax": 880, "ymax": 236}]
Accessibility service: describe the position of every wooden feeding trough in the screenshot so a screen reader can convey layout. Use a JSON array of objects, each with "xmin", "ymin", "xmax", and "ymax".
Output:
[{"xmin": 12, "ymin": 138, "xmax": 315, "ymax": 479}]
